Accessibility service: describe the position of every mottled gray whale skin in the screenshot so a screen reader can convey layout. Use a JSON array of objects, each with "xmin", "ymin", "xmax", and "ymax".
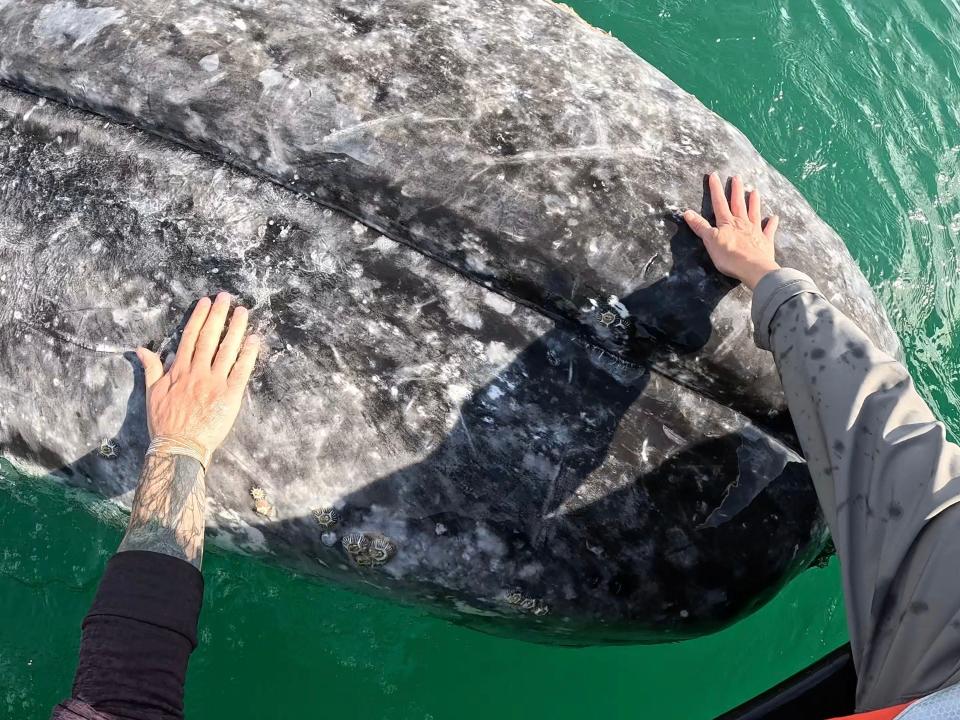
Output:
[{"xmin": 0, "ymin": 0, "xmax": 898, "ymax": 643}]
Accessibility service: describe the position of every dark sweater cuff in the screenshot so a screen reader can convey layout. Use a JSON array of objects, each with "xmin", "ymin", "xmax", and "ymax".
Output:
[
  {"xmin": 751, "ymin": 268, "xmax": 824, "ymax": 350},
  {"xmin": 50, "ymin": 698, "xmax": 113, "ymax": 720},
  {"xmin": 68, "ymin": 551, "xmax": 204, "ymax": 719},
  {"xmin": 85, "ymin": 551, "xmax": 203, "ymax": 648}
]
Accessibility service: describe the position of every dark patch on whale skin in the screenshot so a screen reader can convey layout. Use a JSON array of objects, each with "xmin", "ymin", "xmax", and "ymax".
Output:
[
  {"xmin": 0, "ymin": 88, "xmax": 831, "ymax": 643},
  {"xmin": 0, "ymin": 0, "xmax": 901, "ymax": 435},
  {"xmin": 334, "ymin": 6, "xmax": 377, "ymax": 35}
]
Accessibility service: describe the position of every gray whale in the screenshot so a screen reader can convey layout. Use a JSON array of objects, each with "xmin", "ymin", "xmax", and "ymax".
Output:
[{"xmin": 0, "ymin": 0, "xmax": 899, "ymax": 643}]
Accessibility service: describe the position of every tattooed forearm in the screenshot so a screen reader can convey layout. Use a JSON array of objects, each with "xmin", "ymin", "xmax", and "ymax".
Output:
[{"xmin": 118, "ymin": 453, "xmax": 207, "ymax": 569}]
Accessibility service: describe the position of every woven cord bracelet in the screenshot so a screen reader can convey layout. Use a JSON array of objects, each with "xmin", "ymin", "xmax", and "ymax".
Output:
[{"xmin": 146, "ymin": 435, "xmax": 212, "ymax": 473}]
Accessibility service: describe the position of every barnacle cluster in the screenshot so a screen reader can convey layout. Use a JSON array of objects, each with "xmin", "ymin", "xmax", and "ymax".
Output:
[
  {"xmin": 505, "ymin": 589, "xmax": 549, "ymax": 616},
  {"xmin": 341, "ymin": 532, "xmax": 397, "ymax": 567}
]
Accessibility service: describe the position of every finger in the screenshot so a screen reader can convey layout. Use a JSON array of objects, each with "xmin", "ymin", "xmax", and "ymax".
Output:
[
  {"xmin": 136, "ymin": 347, "xmax": 164, "ymax": 389},
  {"xmin": 228, "ymin": 335, "xmax": 261, "ymax": 391},
  {"xmin": 213, "ymin": 305, "xmax": 249, "ymax": 376},
  {"xmin": 682, "ymin": 209, "xmax": 717, "ymax": 242},
  {"xmin": 730, "ymin": 175, "xmax": 748, "ymax": 219},
  {"xmin": 708, "ymin": 172, "xmax": 732, "ymax": 222},
  {"xmin": 193, "ymin": 292, "xmax": 233, "ymax": 369},
  {"xmin": 748, "ymin": 189, "xmax": 761, "ymax": 226},
  {"xmin": 171, "ymin": 297, "xmax": 212, "ymax": 376},
  {"xmin": 763, "ymin": 214, "xmax": 780, "ymax": 240}
]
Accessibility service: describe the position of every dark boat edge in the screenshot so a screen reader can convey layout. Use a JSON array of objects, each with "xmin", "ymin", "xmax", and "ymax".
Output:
[{"xmin": 716, "ymin": 644, "xmax": 856, "ymax": 719}]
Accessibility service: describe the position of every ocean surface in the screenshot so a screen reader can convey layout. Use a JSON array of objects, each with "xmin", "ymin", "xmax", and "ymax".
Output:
[{"xmin": 2, "ymin": 0, "xmax": 959, "ymax": 717}]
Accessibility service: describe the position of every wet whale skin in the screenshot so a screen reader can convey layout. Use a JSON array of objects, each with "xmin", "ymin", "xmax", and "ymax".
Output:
[{"xmin": 0, "ymin": 0, "xmax": 898, "ymax": 643}]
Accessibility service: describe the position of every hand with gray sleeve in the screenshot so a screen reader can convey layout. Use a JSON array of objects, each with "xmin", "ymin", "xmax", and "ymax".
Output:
[{"xmin": 686, "ymin": 174, "xmax": 960, "ymax": 716}]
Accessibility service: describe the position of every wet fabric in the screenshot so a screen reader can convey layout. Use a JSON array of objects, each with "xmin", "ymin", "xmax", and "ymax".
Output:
[
  {"xmin": 830, "ymin": 683, "xmax": 960, "ymax": 720},
  {"xmin": 50, "ymin": 551, "xmax": 204, "ymax": 720},
  {"xmin": 895, "ymin": 683, "xmax": 960, "ymax": 718},
  {"xmin": 754, "ymin": 269, "xmax": 960, "ymax": 711},
  {"xmin": 830, "ymin": 702, "xmax": 911, "ymax": 720}
]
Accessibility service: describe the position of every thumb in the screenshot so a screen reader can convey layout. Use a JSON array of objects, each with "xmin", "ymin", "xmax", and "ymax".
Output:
[
  {"xmin": 136, "ymin": 347, "xmax": 164, "ymax": 389},
  {"xmin": 683, "ymin": 209, "xmax": 717, "ymax": 242}
]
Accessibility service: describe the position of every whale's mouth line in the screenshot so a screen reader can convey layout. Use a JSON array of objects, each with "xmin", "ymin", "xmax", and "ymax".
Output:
[
  {"xmin": 18, "ymin": 322, "xmax": 129, "ymax": 356},
  {"xmin": 0, "ymin": 78, "xmax": 797, "ymax": 451}
]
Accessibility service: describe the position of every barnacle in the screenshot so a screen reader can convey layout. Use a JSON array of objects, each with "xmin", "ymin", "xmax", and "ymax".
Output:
[
  {"xmin": 505, "ymin": 590, "xmax": 549, "ymax": 616},
  {"xmin": 598, "ymin": 311, "xmax": 617, "ymax": 326},
  {"xmin": 341, "ymin": 532, "xmax": 370, "ymax": 555},
  {"xmin": 313, "ymin": 507, "xmax": 342, "ymax": 528},
  {"xmin": 368, "ymin": 536, "xmax": 397, "ymax": 565},
  {"xmin": 249, "ymin": 487, "xmax": 273, "ymax": 517},
  {"xmin": 97, "ymin": 439, "xmax": 118, "ymax": 459},
  {"xmin": 341, "ymin": 532, "xmax": 397, "ymax": 568}
]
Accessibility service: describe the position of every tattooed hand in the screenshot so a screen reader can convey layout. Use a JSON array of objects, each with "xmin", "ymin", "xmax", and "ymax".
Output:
[
  {"xmin": 136, "ymin": 292, "xmax": 260, "ymax": 451},
  {"xmin": 119, "ymin": 293, "xmax": 260, "ymax": 569}
]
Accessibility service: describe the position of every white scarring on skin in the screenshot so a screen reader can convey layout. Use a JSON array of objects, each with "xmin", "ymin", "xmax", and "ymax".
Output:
[
  {"xmin": 199, "ymin": 53, "xmax": 220, "ymax": 72},
  {"xmin": 31, "ymin": 1, "xmax": 125, "ymax": 50},
  {"xmin": 258, "ymin": 68, "xmax": 285, "ymax": 90}
]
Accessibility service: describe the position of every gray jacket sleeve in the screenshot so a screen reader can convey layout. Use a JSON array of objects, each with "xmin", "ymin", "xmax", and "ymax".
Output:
[{"xmin": 752, "ymin": 268, "xmax": 960, "ymax": 712}]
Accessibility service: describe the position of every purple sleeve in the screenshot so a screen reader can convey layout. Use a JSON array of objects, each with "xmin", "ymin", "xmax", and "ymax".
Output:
[{"xmin": 51, "ymin": 550, "xmax": 204, "ymax": 720}]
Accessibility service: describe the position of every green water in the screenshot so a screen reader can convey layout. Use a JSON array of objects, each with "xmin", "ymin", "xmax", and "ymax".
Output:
[{"xmin": 2, "ymin": 0, "xmax": 959, "ymax": 717}]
